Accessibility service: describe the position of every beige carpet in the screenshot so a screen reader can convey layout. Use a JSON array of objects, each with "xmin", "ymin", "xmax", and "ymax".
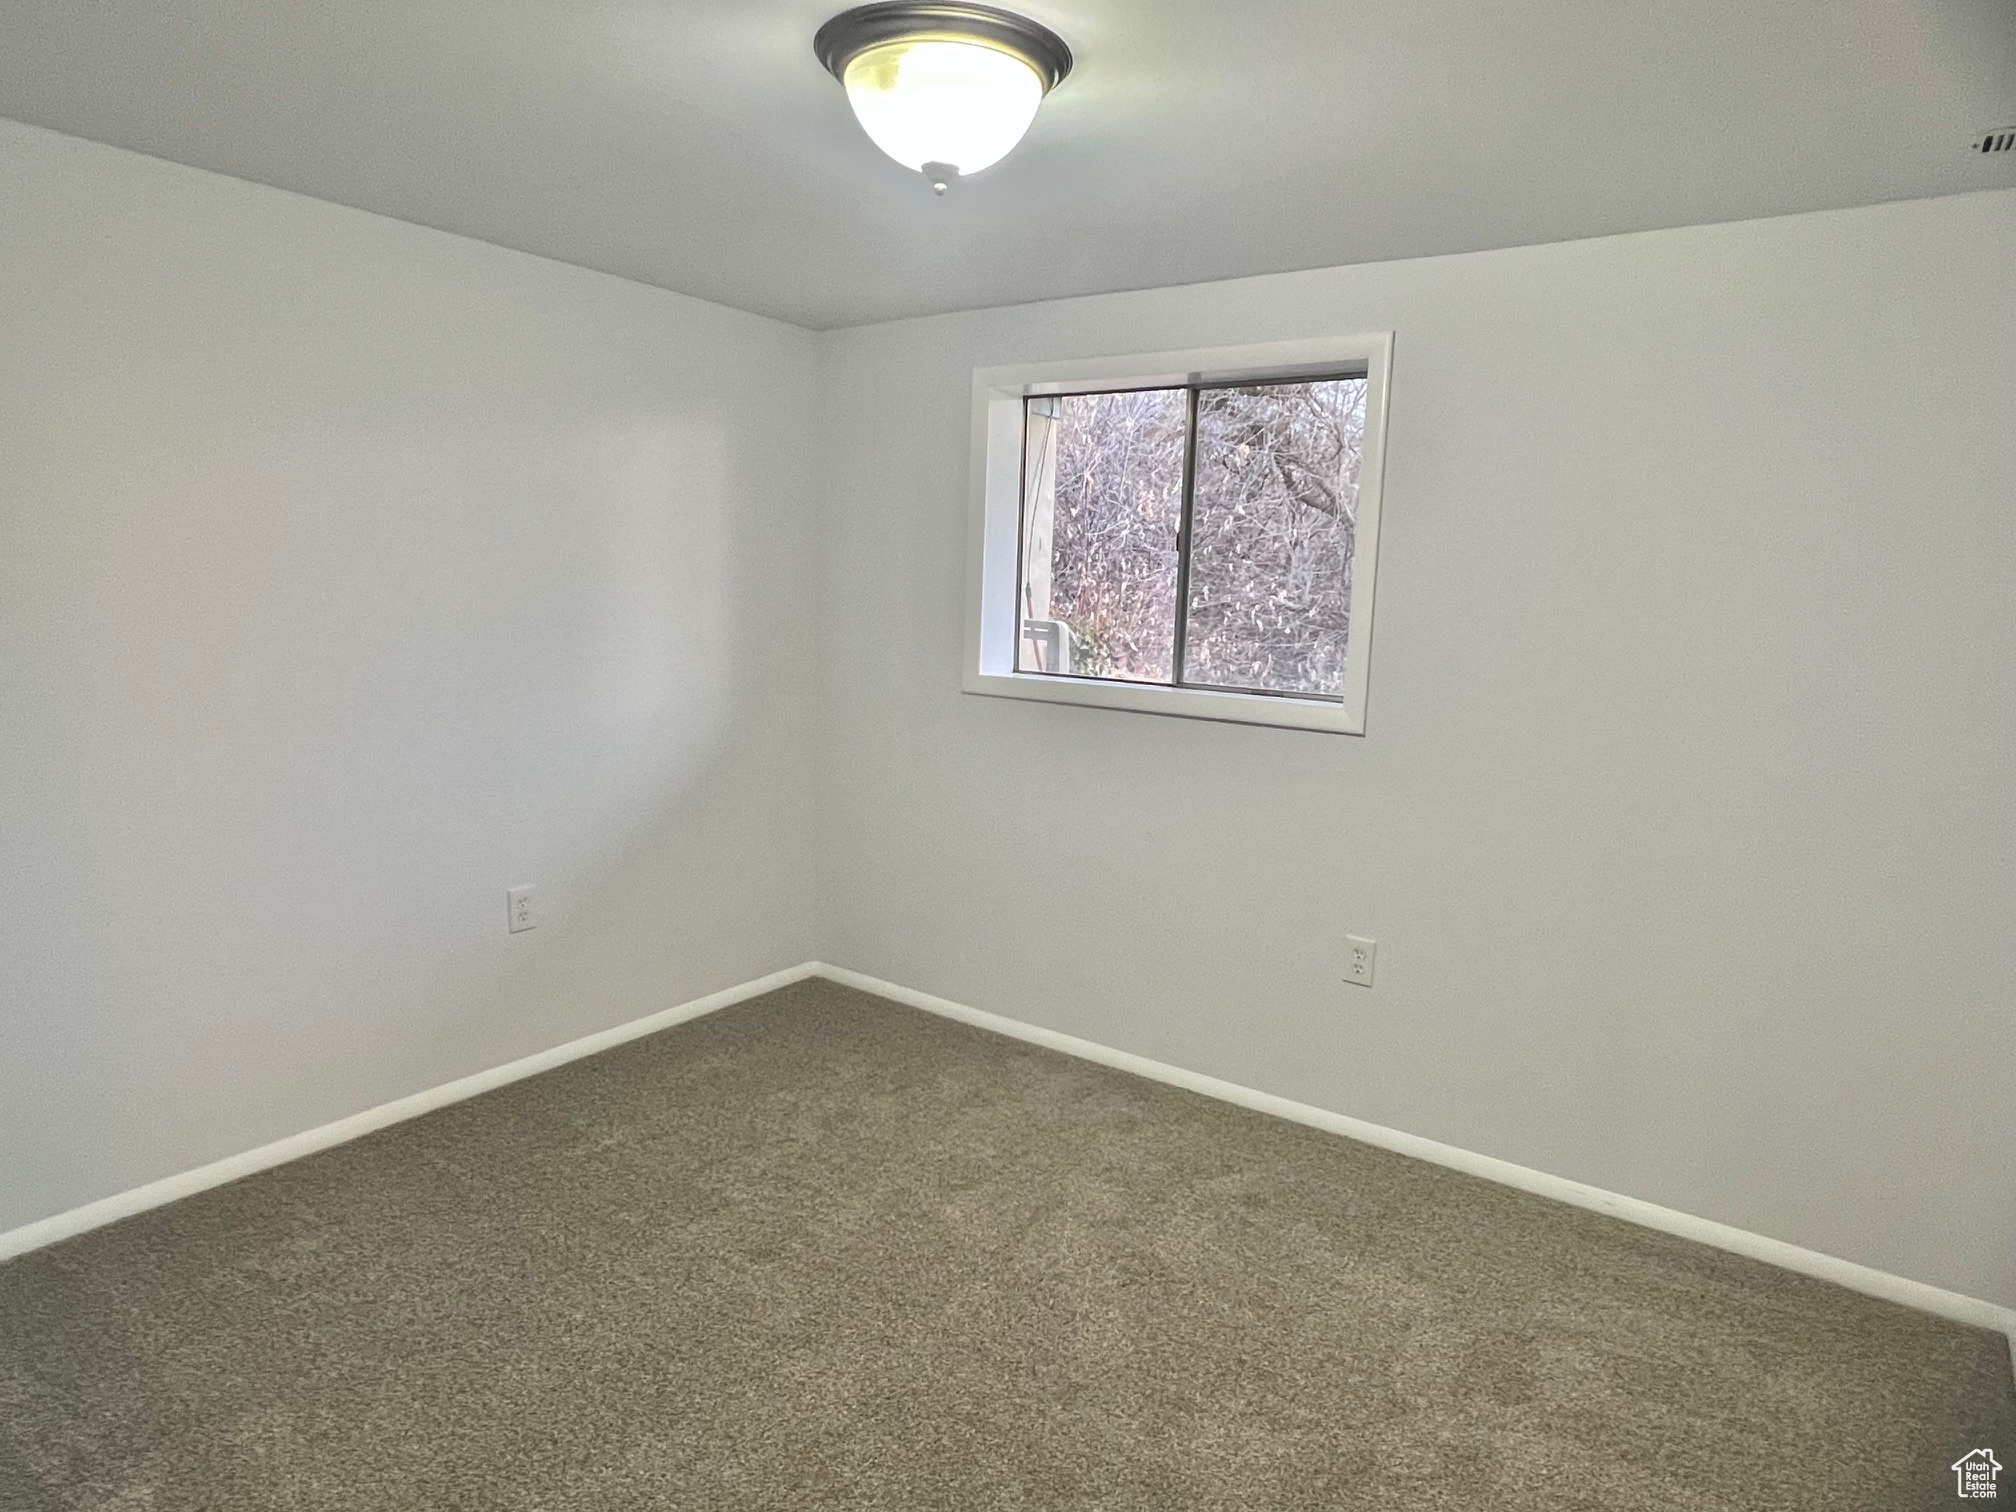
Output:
[{"xmin": 1, "ymin": 977, "xmax": 2009, "ymax": 1510}]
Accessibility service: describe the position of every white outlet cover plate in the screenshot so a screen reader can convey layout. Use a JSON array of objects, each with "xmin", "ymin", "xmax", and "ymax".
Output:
[
  {"xmin": 1346, "ymin": 935, "xmax": 1376, "ymax": 987},
  {"xmin": 507, "ymin": 886, "xmax": 537, "ymax": 933}
]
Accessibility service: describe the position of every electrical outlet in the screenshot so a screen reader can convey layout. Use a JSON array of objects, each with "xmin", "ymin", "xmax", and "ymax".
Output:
[
  {"xmin": 506, "ymin": 886, "xmax": 537, "ymax": 933},
  {"xmin": 1345, "ymin": 935, "xmax": 1376, "ymax": 987}
]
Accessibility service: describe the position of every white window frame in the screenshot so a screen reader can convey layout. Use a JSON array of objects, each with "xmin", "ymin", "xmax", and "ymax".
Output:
[{"xmin": 963, "ymin": 333, "xmax": 1394, "ymax": 735}]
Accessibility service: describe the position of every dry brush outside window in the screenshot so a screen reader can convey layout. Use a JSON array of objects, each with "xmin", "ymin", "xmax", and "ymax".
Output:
[
  {"xmin": 1015, "ymin": 375, "xmax": 1368, "ymax": 701},
  {"xmin": 968, "ymin": 336, "xmax": 1390, "ymax": 734}
]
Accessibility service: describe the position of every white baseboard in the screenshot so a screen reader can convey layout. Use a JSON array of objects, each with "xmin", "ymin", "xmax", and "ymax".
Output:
[
  {"xmin": 6, "ymin": 957, "xmax": 2011, "ymax": 1374},
  {"xmin": 0, "ymin": 962, "xmax": 819, "ymax": 1264},
  {"xmin": 811, "ymin": 963, "xmax": 2016, "ymax": 1357}
]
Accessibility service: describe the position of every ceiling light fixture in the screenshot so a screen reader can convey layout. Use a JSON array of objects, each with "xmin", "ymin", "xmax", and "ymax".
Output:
[{"xmin": 815, "ymin": 2, "xmax": 1072, "ymax": 194}]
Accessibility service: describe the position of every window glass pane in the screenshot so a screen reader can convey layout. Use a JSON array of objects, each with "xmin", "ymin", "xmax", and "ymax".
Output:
[
  {"xmin": 1181, "ymin": 378, "xmax": 1366, "ymax": 697},
  {"xmin": 1017, "ymin": 388, "xmax": 1184, "ymax": 683}
]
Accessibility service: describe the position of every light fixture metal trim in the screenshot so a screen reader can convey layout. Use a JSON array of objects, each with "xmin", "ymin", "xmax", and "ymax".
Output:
[{"xmin": 814, "ymin": 2, "xmax": 1073, "ymax": 94}]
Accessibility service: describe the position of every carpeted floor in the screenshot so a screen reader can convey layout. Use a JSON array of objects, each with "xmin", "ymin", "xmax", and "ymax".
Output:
[{"xmin": 1, "ymin": 979, "xmax": 2009, "ymax": 1510}]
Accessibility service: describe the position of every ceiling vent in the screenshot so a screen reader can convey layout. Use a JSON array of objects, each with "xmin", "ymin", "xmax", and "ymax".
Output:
[{"xmin": 1975, "ymin": 128, "xmax": 2016, "ymax": 155}]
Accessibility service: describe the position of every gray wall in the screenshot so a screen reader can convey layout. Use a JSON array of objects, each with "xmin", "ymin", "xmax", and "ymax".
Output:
[
  {"xmin": 815, "ymin": 189, "xmax": 2016, "ymax": 1309},
  {"xmin": 0, "ymin": 121, "xmax": 822, "ymax": 1233}
]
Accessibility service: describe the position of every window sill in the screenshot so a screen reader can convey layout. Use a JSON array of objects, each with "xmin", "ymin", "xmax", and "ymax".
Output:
[{"xmin": 961, "ymin": 669, "xmax": 1361, "ymax": 734}]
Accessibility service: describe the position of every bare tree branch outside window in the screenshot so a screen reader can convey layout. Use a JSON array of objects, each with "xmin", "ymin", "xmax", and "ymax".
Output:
[{"xmin": 1017, "ymin": 377, "xmax": 1365, "ymax": 697}]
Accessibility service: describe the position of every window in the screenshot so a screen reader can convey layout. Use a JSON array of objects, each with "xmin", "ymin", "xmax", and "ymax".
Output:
[{"xmin": 966, "ymin": 335, "xmax": 1392, "ymax": 733}]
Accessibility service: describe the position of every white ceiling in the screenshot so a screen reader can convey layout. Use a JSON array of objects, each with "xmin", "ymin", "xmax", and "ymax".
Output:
[{"xmin": 2, "ymin": 1, "xmax": 2012, "ymax": 329}]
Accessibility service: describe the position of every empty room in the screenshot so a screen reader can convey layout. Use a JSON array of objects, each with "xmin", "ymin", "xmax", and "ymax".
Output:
[{"xmin": 2, "ymin": 2, "xmax": 2013, "ymax": 1507}]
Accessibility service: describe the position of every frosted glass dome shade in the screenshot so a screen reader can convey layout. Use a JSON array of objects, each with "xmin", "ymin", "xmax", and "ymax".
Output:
[{"xmin": 841, "ymin": 39, "xmax": 1044, "ymax": 176}]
